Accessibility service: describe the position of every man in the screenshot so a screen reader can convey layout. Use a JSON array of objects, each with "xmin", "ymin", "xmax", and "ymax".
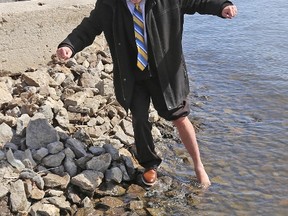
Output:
[{"xmin": 56, "ymin": 0, "xmax": 237, "ymax": 187}]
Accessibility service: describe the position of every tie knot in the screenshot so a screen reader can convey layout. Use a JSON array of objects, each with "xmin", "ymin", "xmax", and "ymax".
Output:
[{"xmin": 135, "ymin": 3, "xmax": 140, "ymax": 10}]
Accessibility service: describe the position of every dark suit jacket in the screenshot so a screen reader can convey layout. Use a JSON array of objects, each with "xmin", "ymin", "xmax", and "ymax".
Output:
[{"xmin": 59, "ymin": 0, "xmax": 232, "ymax": 111}]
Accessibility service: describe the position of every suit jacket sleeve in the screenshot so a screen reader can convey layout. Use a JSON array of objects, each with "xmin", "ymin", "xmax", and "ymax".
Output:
[
  {"xmin": 181, "ymin": 0, "xmax": 233, "ymax": 17},
  {"xmin": 58, "ymin": 0, "xmax": 104, "ymax": 56}
]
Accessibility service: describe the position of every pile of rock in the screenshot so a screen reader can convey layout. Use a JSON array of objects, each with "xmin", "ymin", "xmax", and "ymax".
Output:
[{"xmin": 0, "ymin": 35, "xmax": 177, "ymax": 215}]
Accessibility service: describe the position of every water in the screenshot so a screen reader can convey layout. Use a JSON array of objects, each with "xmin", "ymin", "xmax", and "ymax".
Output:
[{"xmin": 180, "ymin": 0, "xmax": 288, "ymax": 215}]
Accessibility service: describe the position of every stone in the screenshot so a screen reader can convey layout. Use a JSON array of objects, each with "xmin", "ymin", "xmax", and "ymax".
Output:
[
  {"xmin": 105, "ymin": 167, "xmax": 123, "ymax": 183},
  {"xmin": 120, "ymin": 119, "xmax": 134, "ymax": 137},
  {"xmin": 42, "ymin": 152, "xmax": 65, "ymax": 167},
  {"xmin": 88, "ymin": 146, "xmax": 105, "ymax": 156},
  {"xmin": 43, "ymin": 173, "xmax": 70, "ymax": 189},
  {"xmin": 86, "ymin": 153, "xmax": 112, "ymax": 172},
  {"xmin": 129, "ymin": 200, "xmax": 144, "ymax": 210},
  {"xmin": 65, "ymin": 138, "xmax": 87, "ymax": 158},
  {"xmin": 64, "ymin": 157, "xmax": 78, "ymax": 177},
  {"xmin": 0, "ymin": 150, "xmax": 5, "ymax": 160},
  {"xmin": 113, "ymin": 125, "xmax": 134, "ymax": 145},
  {"xmin": 71, "ymin": 170, "xmax": 104, "ymax": 192},
  {"xmin": 30, "ymin": 185, "xmax": 45, "ymax": 200},
  {"xmin": 29, "ymin": 202, "xmax": 60, "ymax": 216},
  {"xmin": 0, "ymin": 123, "xmax": 14, "ymax": 148},
  {"xmin": 45, "ymin": 196, "xmax": 71, "ymax": 211},
  {"xmin": 0, "ymin": 81, "xmax": 13, "ymax": 105},
  {"xmin": 0, "ymin": 185, "xmax": 9, "ymax": 198},
  {"xmin": 26, "ymin": 117, "xmax": 59, "ymax": 149},
  {"xmin": 47, "ymin": 141, "xmax": 64, "ymax": 154},
  {"xmin": 64, "ymin": 91, "xmax": 87, "ymax": 107},
  {"xmin": 10, "ymin": 179, "xmax": 30, "ymax": 213},
  {"xmin": 32, "ymin": 147, "xmax": 49, "ymax": 161},
  {"xmin": 22, "ymin": 69, "xmax": 51, "ymax": 87},
  {"xmin": 103, "ymin": 144, "xmax": 120, "ymax": 160},
  {"xmin": 6, "ymin": 148, "xmax": 25, "ymax": 171},
  {"xmin": 99, "ymin": 196, "xmax": 124, "ymax": 208}
]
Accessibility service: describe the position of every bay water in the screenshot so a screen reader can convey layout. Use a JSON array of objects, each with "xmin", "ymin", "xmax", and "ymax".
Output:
[{"xmin": 177, "ymin": 0, "xmax": 288, "ymax": 215}]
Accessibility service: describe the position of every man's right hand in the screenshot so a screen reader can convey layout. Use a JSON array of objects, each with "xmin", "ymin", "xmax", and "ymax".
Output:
[{"xmin": 56, "ymin": 47, "xmax": 73, "ymax": 60}]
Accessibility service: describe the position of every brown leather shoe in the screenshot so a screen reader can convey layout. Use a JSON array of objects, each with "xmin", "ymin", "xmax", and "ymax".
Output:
[{"xmin": 142, "ymin": 168, "xmax": 157, "ymax": 186}]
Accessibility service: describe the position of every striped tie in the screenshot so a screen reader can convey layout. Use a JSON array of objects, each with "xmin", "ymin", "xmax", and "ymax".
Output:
[{"xmin": 133, "ymin": 3, "xmax": 148, "ymax": 71}]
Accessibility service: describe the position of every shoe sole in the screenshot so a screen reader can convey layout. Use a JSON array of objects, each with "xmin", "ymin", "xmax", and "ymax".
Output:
[{"xmin": 141, "ymin": 174, "xmax": 156, "ymax": 186}]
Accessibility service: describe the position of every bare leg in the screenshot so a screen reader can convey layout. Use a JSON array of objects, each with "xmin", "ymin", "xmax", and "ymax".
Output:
[{"xmin": 173, "ymin": 116, "xmax": 211, "ymax": 187}]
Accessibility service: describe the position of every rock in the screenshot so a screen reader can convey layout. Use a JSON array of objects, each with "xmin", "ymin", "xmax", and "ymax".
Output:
[
  {"xmin": 86, "ymin": 153, "xmax": 112, "ymax": 172},
  {"xmin": 0, "ymin": 123, "xmax": 14, "ymax": 148},
  {"xmin": 0, "ymin": 185, "xmax": 9, "ymax": 198},
  {"xmin": 88, "ymin": 146, "xmax": 105, "ymax": 156},
  {"xmin": 113, "ymin": 125, "xmax": 134, "ymax": 145},
  {"xmin": 46, "ymin": 189, "xmax": 64, "ymax": 197},
  {"xmin": 22, "ymin": 69, "xmax": 51, "ymax": 87},
  {"xmin": 32, "ymin": 147, "xmax": 49, "ymax": 161},
  {"xmin": 43, "ymin": 173, "xmax": 70, "ymax": 189},
  {"xmin": 6, "ymin": 148, "xmax": 25, "ymax": 171},
  {"xmin": 103, "ymin": 144, "xmax": 120, "ymax": 161},
  {"xmin": 30, "ymin": 185, "xmax": 45, "ymax": 200},
  {"xmin": 9, "ymin": 179, "xmax": 30, "ymax": 213},
  {"xmin": 0, "ymin": 150, "xmax": 5, "ymax": 160},
  {"xmin": 47, "ymin": 141, "xmax": 64, "ymax": 154},
  {"xmin": 99, "ymin": 196, "xmax": 124, "ymax": 208},
  {"xmin": 65, "ymin": 138, "xmax": 87, "ymax": 158},
  {"xmin": 45, "ymin": 196, "xmax": 71, "ymax": 211},
  {"xmin": 105, "ymin": 167, "xmax": 123, "ymax": 183},
  {"xmin": 29, "ymin": 202, "xmax": 60, "ymax": 216},
  {"xmin": 64, "ymin": 157, "xmax": 78, "ymax": 177},
  {"xmin": 120, "ymin": 119, "xmax": 134, "ymax": 137},
  {"xmin": 129, "ymin": 200, "xmax": 144, "ymax": 210},
  {"xmin": 0, "ymin": 81, "xmax": 13, "ymax": 106},
  {"xmin": 71, "ymin": 170, "xmax": 104, "ymax": 192},
  {"xmin": 42, "ymin": 152, "xmax": 66, "ymax": 167},
  {"xmin": 19, "ymin": 169, "xmax": 45, "ymax": 190},
  {"xmin": 26, "ymin": 117, "xmax": 59, "ymax": 149},
  {"xmin": 24, "ymin": 149, "xmax": 37, "ymax": 168}
]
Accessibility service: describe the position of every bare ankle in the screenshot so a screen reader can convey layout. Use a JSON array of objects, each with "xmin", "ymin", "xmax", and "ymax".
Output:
[{"xmin": 194, "ymin": 165, "xmax": 211, "ymax": 187}]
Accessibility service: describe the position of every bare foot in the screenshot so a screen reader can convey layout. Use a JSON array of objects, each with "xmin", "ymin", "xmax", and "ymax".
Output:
[{"xmin": 195, "ymin": 165, "xmax": 211, "ymax": 188}]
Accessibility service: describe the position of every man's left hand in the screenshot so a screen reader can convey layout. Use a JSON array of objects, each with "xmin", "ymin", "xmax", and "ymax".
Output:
[{"xmin": 222, "ymin": 5, "xmax": 238, "ymax": 19}]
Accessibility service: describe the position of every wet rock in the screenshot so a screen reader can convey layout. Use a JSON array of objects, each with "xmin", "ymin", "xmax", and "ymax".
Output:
[
  {"xmin": 99, "ymin": 196, "xmax": 124, "ymax": 208},
  {"xmin": 129, "ymin": 200, "xmax": 144, "ymax": 211}
]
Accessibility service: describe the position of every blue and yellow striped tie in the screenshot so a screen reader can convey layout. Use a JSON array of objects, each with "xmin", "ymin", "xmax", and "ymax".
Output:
[{"xmin": 133, "ymin": 3, "xmax": 148, "ymax": 71}]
